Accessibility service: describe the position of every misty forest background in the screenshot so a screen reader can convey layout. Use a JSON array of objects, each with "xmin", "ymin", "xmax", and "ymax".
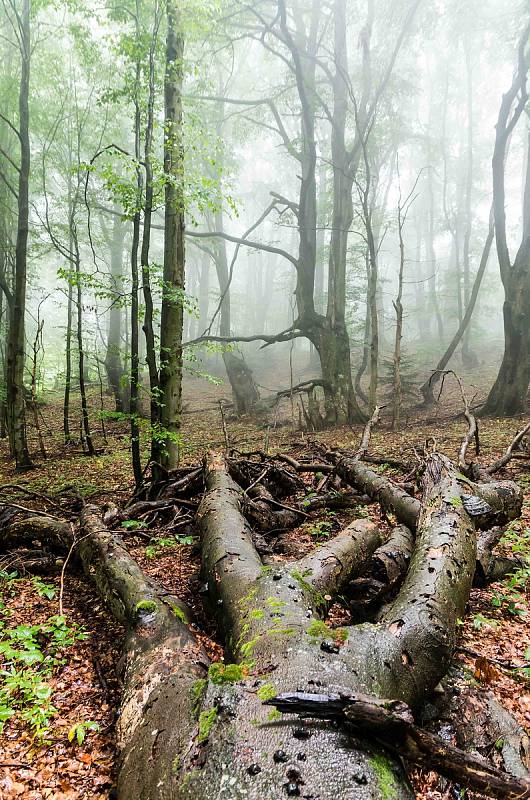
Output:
[{"xmin": 0, "ymin": 0, "xmax": 529, "ymax": 473}]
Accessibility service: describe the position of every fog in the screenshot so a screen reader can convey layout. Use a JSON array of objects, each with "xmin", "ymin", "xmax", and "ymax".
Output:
[{"xmin": 1, "ymin": 0, "xmax": 529, "ymax": 464}]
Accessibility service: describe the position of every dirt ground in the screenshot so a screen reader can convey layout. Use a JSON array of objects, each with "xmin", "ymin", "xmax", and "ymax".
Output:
[{"xmin": 0, "ymin": 361, "xmax": 528, "ymax": 799}]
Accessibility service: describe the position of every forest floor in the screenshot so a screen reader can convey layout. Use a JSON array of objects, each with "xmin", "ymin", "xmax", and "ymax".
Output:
[{"xmin": 0, "ymin": 362, "xmax": 528, "ymax": 799}]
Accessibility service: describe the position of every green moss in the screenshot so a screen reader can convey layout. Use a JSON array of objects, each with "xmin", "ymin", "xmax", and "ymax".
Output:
[
  {"xmin": 265, "ymin": 597, "xmax": 286, "ymax": 610},
  {"xmin": 249, "ymin": 609, "xmax": 264, "ymax": 620},
  {"xmin": 240, "ymin": 634, "xmax": 261, "ymax": 659},
  {"xmin": 307, "ymin": 619, "xmax": 330, "ymax": 639},
  {"xmin": 171, "ymin": 755, "xmax": 181, "ymax": 774},
  {"xmin": 257, "ymin": 682, "xmax": 277, "ymax": 702},
  {"xmin": 450, "ymin": 496, "xmax": 463, "ymax": 508},
  {"xmin": 170, "ymin": 604, "xmax": 188, "ymax": 624},
  {"xmin": 259, "ymin": 566, "xmax": 273, "ymax": 577},
  {"xmin": 198, "ymin": 707, "xmax": 217, "ymax": 743},
  {"xmin": 239, "ymin": 588, "xmax": 258, "ymax": 608},
  {"xmin": 191, "ymin": 678, "xmax": 207, "ymax": 716},
  {"xmin": 180, "ymin": 769, "xmax": 200, "ymax": 790},
  {"xmin": 267, "ymin": 708, "xmax": 282, "ymax": 722},
  {"xmin": 208, "ymin": 662, "xmax": 246, "ymax": 684},
  {"xmin": 370, "ymin": 754, "xmax": 398, "ymax": 799},
  {"xmin": 307, "ymin": 619, "xmax": 348, "ymax": 644},
  {"xmin": 134, "ymin": 599, "xmax": 157, "ymax": 615},
  {"xmin": 268, "ymin": 626, "xmax": 295, "ymax": 636},
  {"xmin": 291, "ymin": 570, "xmax": 326, "ymax": 608}
]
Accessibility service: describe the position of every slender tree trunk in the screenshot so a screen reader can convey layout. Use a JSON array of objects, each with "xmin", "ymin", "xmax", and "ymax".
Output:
[
  {"xmin": 461, "ymin": 42, "xmax": 477, "ymax": 368},
  {"xmin": 420, "ymin": 214, "xmax": 494, "ymax": 405},
  {"xmin": 426, "ymin": 169, "xmax": 444, "ymax": 343},
  {"xmin": 212, "ymin": 203, "xmax": 259, "ymax": 415},
  {"xmin": 74, "ymin": 243, "xmax": 95, "ymax": 456},
  {"xmin": 158, "ymin": 0, "xmax": 186, "ymax": 470},
  {"xmin": 6, "ymin": 0, "xmax": 32, "ymax": 470},
  {"xmin": 105, "ymin": 213, "xmax": 125, "ymax": 413},
  {"xmin": 482, "ymin": 28, "xmax": 530, "ymax": 416},
  {"xmin": 392, "ymin": 211, "xmax": 405, "ymax": 430},
  {"xmin": 140, "ymin": 7, "xmax": 161, "ymax": 449},
  {"xmin": 64, "ymin": 275, "xmax": 74, "ymax": 441},
  {"xmin": 197, "ymin": 251, "xmax": 210, "ymax": 333},
  {"xmin": 130, "ymin": 54, "xmax": 143, "ymax": 486}
]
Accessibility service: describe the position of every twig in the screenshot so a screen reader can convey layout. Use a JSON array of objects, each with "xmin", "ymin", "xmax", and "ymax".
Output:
[
  {"xmin": 456, "ymin": 646, "xmax": 530, "ymax": 672},
  {"xmin": 243, "ymin": 468, "xmax": 270, "ymax": 496},
  {"xmin": 488, "ymin": 421, "xmax": 530, "ymax": 474},
  {"xmin": 0, "ymin": 502, "xmax": 60, "ymax": 520},
  {"xmin": 218, "ymin": 400, "xmax": 230, "ymax": 451}
]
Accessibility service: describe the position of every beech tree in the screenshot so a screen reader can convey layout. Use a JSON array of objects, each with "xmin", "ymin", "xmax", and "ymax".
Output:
[
  {"xmin": 1, "ymin": 0, "xmax": 32, "ymax": 470},
  {"xmin": 482, "ymin": 22, "xmax": 530, "ymax": 416}
]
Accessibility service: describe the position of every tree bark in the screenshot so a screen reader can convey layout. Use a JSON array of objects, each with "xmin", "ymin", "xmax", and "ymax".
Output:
[
  {"xmin": 6, "ymin": 0, "xmax": 32, "ymax": 470},
  {"xmin": 158, "ymin": 0, "xmax": 186, "ymax": 470},
  {"xmin": 482, "ymin": 25, "xmax": 530, "ymax": 416},
  {"xmin": 332, "ymin": 452, "xmax": 522, "ymax": 529},
  {"xmin": 104, "ymin": 212, "xmax": 126, "ymax": 413}
]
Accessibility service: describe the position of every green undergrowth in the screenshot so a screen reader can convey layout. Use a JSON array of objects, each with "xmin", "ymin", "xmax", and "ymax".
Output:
[
  {"xmin": 0, "ymin": 572, "xmax": 88, "ymax": 741},
  {"xmin": 490, "ymin": 519, "xmax": 530, "ymax": 618}
]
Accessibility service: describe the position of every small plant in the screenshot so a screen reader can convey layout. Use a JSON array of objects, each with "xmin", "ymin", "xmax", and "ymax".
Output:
[
  {"xmin": 472, "ymin": 613, "xmax": 499, "ymax": 631},
  {"xmin": 306, "ymin": 519, "xmax": 334, "ymax": 538},
  {"xmin": 197, "ymin": 707, "xmax": 217, "ymax": 743},
  {"xmin": 257, "ymin": 682, "xmax": 277, "ymax": 702},
  {"xmin": 0, "ymin": 611, "xmax": 87, "ymax": 740},
  {"xmin": 208, "ymin": 662, "xmax": 249, "ymax": 684},
  {"xmin": 145, "ymin": 535, "xmax": 195, "ymax": 559},
  {"xmin": 68, "ymin": 720, "xmax": 100, "ymax": 745},
  {"xmin": 31, "ymin": 577, "xmax": 56, "ymax": 600},
  {"xmin": 490, "ymin": 525, "xmax": 529, "ymax": 617},
  {"xmin": 121, "ymin": 519, "xmax": 144, "ymax": 531}
]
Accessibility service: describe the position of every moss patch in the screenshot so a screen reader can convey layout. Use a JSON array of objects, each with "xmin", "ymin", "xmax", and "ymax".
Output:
[
  {"xmin": 134, "ymin": 599, "xmax": 157, "ymax": 616},
  {"xmin": 370, "ymin": 753, "xmax": 398, "ymax": 799},
  {"xmin": 191, "ymin": 678, "xmax": 207, "ymax": 716},
  {"xmin": 170, "ymin": 603, "xmax": 188, "ymax": 624},
  {"xmin": 197, "ymin": 707, "xmax": 218, "ymax": 743},
  {"xmin": 171, "ymin": 755, "xmax": 181, "ymax": 774},
  {"xmin": 307, "ymin": 619, "xmax": 348, "ymax": 644},
  {"xmin": 291, "ymin": 570, "xmax": 326, "ymax": 608},
  {"xmin": 256, "ymin": 682, "xmax": 277, "ymax": 702},
  {"xmin": 208, "ymin": 662, "xmax": 248, "ymax": 684}
]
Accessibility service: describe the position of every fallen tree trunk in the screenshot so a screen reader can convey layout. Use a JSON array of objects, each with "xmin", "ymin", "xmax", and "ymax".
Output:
[
  {"xmin": 0, "ymin": 442, "xmax": 526, "ymax": 800},
  {"xmin": 78, "ymin": 507, "xmax": 210, "ymax": 799},
  {"xmin": 0, "ymin": 508, "xmax": 210, "ymax": 800},
  {"xmin": 348, "ymin": 524, "xmax": 414, "ymax": 618},
  {"xmin": 332, "ymin": 452, "xmax": 522, "ymax": 529},
  {"xmin": 163, "ymin": 450, "xmax": 518, "ymax": 799}
]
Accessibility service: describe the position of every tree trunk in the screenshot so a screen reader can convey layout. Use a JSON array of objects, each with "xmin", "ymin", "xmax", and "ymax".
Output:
[
  {"xmin": 158, "ymin": 0, "xmax": 186, "ymax": 470},
  {"xmin": 481, "ymin": 260, "xmax": 530, "ymax": 415},
  {"xmin": 105, "ymin": 213, "xmax": 126, "ymax": 413},
  {"xmin": 482, "ymin": 27, "xmax": 530, "ymax": 416},
  {"xmin": 6, "ymin": 0, "xmax": 32, "ymax": 470},
  {"xmin": 130, "ymin": 61, "xmax": 143, "ymax": 486},
  {"xmin": 420, "ymin": 216, "xmax": 494, "ymax": 405},
  {"xmin": 74, "ymin": 244, "xmax": 95, "ymax": 456},
  {"xmin": 140, "ymin": 10, "xmax": 161, "ymax": 448},
  {"xmin": 332, "ymin": 452, "xmax": 522, "ymax": 530},
  {"xmin": 461, "ymin": 42, "xmax": 478, "ymax": 369},
  {"xmin": 212, "ymin": 202, "xmax": 259, "ymax": 415}
]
